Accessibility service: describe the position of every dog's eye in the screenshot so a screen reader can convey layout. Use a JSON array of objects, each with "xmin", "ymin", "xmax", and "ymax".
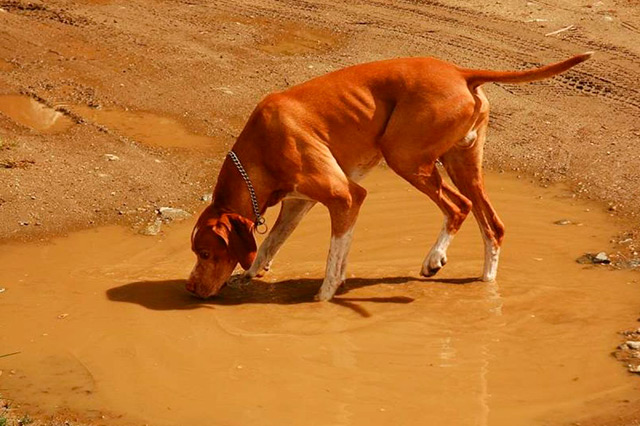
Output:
[{"xmin": 199, "ymin": 251, "xmax": 210, "ymax": 260}]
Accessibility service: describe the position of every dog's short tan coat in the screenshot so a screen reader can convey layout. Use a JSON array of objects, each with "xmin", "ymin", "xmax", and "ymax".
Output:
[{"xmin": 188, "ymin": 52, "xmax": 592, "ymax": 300}]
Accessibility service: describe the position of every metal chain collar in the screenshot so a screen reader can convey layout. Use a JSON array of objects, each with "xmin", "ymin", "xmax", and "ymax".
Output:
[{"xmin": 227, "ymin": 151, "xmax": 268, "ymax": 234}]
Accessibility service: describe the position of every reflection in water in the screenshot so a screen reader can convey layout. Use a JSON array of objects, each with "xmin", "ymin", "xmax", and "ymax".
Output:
[{"xmin": 0, "ymin": 95, "xmax": 74, "ymax": 133}]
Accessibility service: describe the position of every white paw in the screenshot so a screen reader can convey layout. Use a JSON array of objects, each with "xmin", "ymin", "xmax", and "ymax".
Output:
[
  {"xmin": 227, "ymin": 273, "xmax": 252, "ymax": 288},
  {"xmin": 481, "ymin": 272, "xmax": 497, "ymax": 283},
  {"xmin": 314, "ymin": 288, "xmax": 335, "ymax": 302},
  {"xmin": 421, "ymin": 250, "xmax": 448, "ymax": 277}
]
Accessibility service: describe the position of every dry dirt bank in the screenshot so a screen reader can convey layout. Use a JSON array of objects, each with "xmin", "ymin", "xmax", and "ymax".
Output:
[{"xmin": 0, "ymin": 0, "xmax": 639, "ymax": 243}]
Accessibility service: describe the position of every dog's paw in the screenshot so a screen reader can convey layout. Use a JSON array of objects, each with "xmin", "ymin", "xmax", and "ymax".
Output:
[
  {"xmin": 481, "ymin": 273, "xmax": 497, "ymax": 283},
  {"xmin": 421, "ymin": 251, "xmax": 447, "ymax": 277},
  {"xmin": 314, "ymin": 289, "xmax": 335, "ymax": 302},
  {"xmin": 227, "ymin": 273, "xmax": 252, "ymax": 288}
]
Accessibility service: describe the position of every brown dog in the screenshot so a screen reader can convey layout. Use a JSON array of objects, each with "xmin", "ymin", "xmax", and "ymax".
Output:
[{"xmin": 188, "ymin": 52, "xmax": 592, "ymax": 300}]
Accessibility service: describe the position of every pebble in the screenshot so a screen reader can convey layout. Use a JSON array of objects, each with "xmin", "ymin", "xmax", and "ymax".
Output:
[
  {"xmin": 576, "ymin": 252, "xmax": 610, "ymax": 265},
  {"xmin": 627, "ymin": 341, "xmax": 640, "ymax": 350},
  {"xmin": 0, "ymin": 288, "xmax": 5, "ymax": 294},
  {"xmin": 104, "ymin": 154, "xmax": 120, "ymax": 161},
  {"xmin": 629, "ymin": 365, "xmax": 640, "ymax": 373},
  {"xmin": 554, "ymin": 219, "xmax": 572, "ymax": 225},
  {"xmin": 158, "ymin": 207, "xmax": 191, "ymax": 221},
  {"xmin": 57, "ymin": 313, "xmax": 69, "ymax": 319},
  {"xmin": 140, "ymin": 217, "xmax": 163, "ymax": 236},
  {"xmin": 201, "ymin": 194, "xmax": 213, "ymax": 203}
]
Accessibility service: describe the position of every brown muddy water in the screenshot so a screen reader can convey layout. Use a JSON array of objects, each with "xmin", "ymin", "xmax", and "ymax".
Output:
[
  {"xmin": 0, "ymin": 95, "xmax": 74, "ymax": 133},
  {"xmin": 0, "ymin": 94, "xmax": 218, "ymax": 148},
  {"xmin": 73, "ymin": 106, "xmax": 217, "ymax": 149},
  {"xmin": 257, "ymin": 21, "xmax": 342, "ymax": 56},
  {"xmin": 1, "ymin": 167, "xmax": 639, "ymax": 426}
]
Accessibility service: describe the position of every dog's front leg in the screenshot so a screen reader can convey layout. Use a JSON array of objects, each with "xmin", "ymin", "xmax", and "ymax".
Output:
[
  {"xmin": 230, "ymin": 199, "xmax": 315, "ymax": 287},
  {"xmin": 315, "ymin": 227, "xmax": 356, "ymax": 301},
  {"xmin": 315, "ymin": 181, "xmax": 366, "ymax": 301}
]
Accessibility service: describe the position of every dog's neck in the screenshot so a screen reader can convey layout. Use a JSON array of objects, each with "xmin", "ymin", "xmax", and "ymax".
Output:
[{"xmin": 210, "ymin": 154, "xmax": 272, "ymax": 224}]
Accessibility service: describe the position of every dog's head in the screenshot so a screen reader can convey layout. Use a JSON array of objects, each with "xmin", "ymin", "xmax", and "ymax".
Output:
[{"xmin": 187, "ymin": 208, "xmax": 256, "ymax": 298}]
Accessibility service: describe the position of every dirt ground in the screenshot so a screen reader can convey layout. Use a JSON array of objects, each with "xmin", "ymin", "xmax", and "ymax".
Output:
[
  {"xmin": 1, "ymin": 0, "xmax": 639, "ymax": 425},
  {"xmin": 1, "ymin": 0, "xmax": 639, "ymax": 242}
]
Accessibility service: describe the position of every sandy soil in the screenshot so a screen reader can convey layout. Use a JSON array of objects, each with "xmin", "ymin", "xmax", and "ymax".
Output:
[{"xmin": 1, "ymin": 0, "xmax": 640, "ymax": 425}]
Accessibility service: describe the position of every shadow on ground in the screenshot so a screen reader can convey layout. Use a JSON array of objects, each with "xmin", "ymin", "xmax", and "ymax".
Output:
[{"xmin": 106, "ymin": 275, "xmax": 479, "ymax": 317}]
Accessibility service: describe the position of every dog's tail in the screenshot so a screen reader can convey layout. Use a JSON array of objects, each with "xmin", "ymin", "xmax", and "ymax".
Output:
[{"xmin": 462, "ymin": 52, "xmax": 593, "ymax": 89}]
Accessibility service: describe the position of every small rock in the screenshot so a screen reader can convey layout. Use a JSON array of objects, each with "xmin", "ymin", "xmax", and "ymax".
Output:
[
  {"xmin": 0, "ymin": 288, "xmax": 5, "ymax": 294},
  {"xmin": 104, "ymin": 154, "xmax": 120, "ymax": 161},
  {"xmin": 57, "ymin": 313, "xmax": 69, "ymax": 319},
  {"xmin": 576, "ymin": 252, "xmax": 611, "ymax": 265},
  {"xmin": 603, "ymin": 15, "xmax": 614, "ymax": 22},
  {"xmin": 554, "ymin": 219, "xmax": 572, "ymax": 225},
  {"xmin": 201, "ymin": 194, "xmax": 213, "ymax": 203},
  {"xmin": 627, "ymin": 341, "xmax": 640, "ymax": 350},
  {"xmin": 594, "ymin": 252, "xmax": 610, "ymax": 264},
  {"xmin": 158, "ymin": 207, "xmax": 191, "ymax": 222},
  {"xmin": 629, "ymin": 364, "xmax": 640, "ymax": 373},
  {"xmin": 140, "ymin": 217, "xmax": 163, "ymax": 236},
  {"xmin": 18, "ymin": 221, "xmax": 29, "ymax": 226}
]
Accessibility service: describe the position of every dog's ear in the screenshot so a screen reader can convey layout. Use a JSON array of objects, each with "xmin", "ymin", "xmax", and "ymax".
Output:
[
  {"xmin": 227, "ymin": 214, "xmax": 257, "ymax": 269},
  {"xmin": 213, "ymin": 213, "xmax": 257, "ymax": 270}
]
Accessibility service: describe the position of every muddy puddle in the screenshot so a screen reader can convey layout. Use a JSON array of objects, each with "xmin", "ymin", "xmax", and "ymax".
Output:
[
  {"xmin": 1, "ymin": 167, "xmax": 639, "ymax": 425},
  {"xmin": 0, "ymin": 96, "xmax": 219, "ymax": 149},
  {"xmin": 73, "ymin": 106, "xmax": 217, "ymax": 149},
  {"xmin": 0, "ymin": 95, "xmax": 74, "ymax": 133},
  {"xmin": 257, "ymin": 21, "xmax": 341, "ymax": 56}
]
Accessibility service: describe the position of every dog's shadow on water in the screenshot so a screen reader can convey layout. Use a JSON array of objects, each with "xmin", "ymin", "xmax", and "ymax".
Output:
[{"xmin": 106, "ymin": 275, "xmax": 478, "ymax": 317}]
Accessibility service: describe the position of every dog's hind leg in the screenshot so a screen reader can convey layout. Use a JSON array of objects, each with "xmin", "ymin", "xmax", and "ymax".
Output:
[
  {"xmin": 384, "ymin": 157, "xmax": 472, "ymax": 277},
  {"xmin": 379, "ymin": 93, "xmax": 476, "ymax": 277},
  {"xmin": 380, "ymin": 134, "xmax": 471, "ymax": 276},
  {"xmin": 441, "ymin": 120, "xmax": 505, "ymax": 282}
]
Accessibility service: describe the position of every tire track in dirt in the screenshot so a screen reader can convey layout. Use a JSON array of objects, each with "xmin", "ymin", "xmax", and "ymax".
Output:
[
  {"xmin": 358, "ymin": 0, "xmax": 639, "ymax": 112},
  {"xmin": 209, "ymin": 0, "xmax": 639, "ymax": 112}
]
